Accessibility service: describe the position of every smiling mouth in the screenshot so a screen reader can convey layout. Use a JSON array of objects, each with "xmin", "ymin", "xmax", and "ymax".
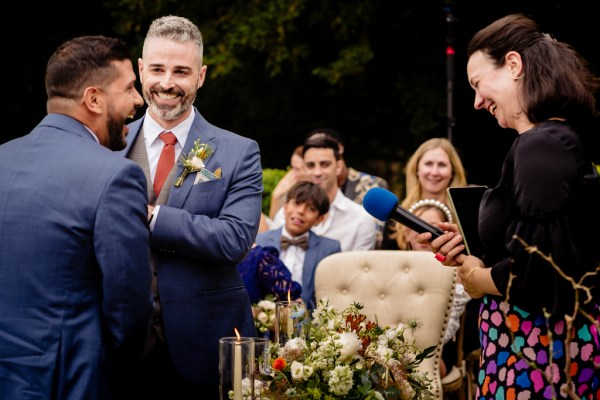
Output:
[
  {"xmin": 489, "ymin": 104, "xmax": 497, "ymax": 116},
  {"xmin": 155, "ymin": 91, "xmax": 179, "ymax": 101}
]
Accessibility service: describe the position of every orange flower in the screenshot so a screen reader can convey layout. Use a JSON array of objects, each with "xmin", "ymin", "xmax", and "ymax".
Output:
[{"xmin": 272, "ymin": 357, "xmax": 287, "ymax": 371}]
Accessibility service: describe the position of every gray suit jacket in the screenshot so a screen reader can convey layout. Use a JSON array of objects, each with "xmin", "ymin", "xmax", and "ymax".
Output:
[
  {"xmin": 123, "ymin": 107, "xmax": 262, "ymax": 385},
  {"xmin": 255, "ymin": 228, "xmax": 341, "ymax": 310}
]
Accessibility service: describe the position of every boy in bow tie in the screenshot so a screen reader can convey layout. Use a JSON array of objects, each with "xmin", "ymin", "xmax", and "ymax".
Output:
[{"xmin": 254, "ymin": 181, "xmax": 341, "ymax": 310}]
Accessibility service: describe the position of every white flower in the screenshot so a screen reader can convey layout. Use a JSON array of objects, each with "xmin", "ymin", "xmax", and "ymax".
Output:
[
  {"xmin": 336, "ymin": 332, "xmax": 361, "ymax": 363},
  {"xmin": 289, "ymin": 361, "xmax": 313, "ymax": 381},
  {"xmin": 290, "ymin": 361, "xmax": 306, "ymax": 381},
  {"xmin": 257, "ymin": 311, "xmax": 269, "ymax": 323},
  {"xmin": 283, "ymin": 337, "xmax": 307, "ymax": 352},
  {"xmin": 279, "ymin": 337, "xmax": 307, "ymax": 362},
  {"xmin": 190, "ymin": 155, "xmax": 205, "ymax": 169},
  {"xmin": 258, "ymin": 299, "xmax": 276, "ymax": 310},
  {"xmin": 303, "ymin": 364, "xmax": 314, "ymax": 379},
  {"xmin": 327, "ymin": 364, "xmax": 354, "ymax": 396},
  {"xmin": 375, "ymin": 344, "xmax": 394, "ymax": 361}
]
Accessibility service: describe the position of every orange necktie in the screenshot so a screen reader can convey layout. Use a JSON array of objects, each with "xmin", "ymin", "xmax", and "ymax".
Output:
[{"xmin": 153, "ymin": 132, "xmax": 177, "ymax": 196}]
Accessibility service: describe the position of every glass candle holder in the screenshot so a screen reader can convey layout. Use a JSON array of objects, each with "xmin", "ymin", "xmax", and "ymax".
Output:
[
  {"xmin": 253, "ymin": 337, "xmax": 272, "ymax": 397},
  {"xmin": 219, "ymin": 336, "xmax": 255, "ymax": 400},
  {"xmin": 275, "ymin": 300, "xmax": 308, "ymax": 345}
]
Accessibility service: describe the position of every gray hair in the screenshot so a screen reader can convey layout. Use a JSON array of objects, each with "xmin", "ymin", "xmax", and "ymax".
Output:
[{"xmin": 143, "ymin": 15, "xmax": 203, "ymax": 64}]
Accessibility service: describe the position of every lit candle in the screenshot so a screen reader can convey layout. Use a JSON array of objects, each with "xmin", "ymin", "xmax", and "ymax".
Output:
[{"xmin": 233, "ymin": 328, "xmax": 242, "ymax": 400}]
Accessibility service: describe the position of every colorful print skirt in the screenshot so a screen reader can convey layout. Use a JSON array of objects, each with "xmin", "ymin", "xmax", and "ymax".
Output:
[{"xmin": 475, "ymin": 296, "xmax": 600, "ymax": 400}]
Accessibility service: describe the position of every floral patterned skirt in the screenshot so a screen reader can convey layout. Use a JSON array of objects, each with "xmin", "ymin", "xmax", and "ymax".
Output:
[{"xmin": 475, "ymin": 296, "xmax": 600, "ymax": 400}]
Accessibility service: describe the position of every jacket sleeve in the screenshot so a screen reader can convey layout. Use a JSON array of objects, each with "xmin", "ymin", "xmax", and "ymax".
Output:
[{"xmin": 94, "ymin": 162, "xmax": 152, "ymax": 350}]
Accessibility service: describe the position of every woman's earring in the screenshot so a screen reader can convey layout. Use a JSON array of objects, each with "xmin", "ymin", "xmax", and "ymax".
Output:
[{"xmin": 512, "ymin": 68, "xmax": 525, "ymax": 80}]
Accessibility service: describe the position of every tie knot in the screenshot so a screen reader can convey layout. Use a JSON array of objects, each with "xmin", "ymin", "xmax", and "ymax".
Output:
[
  {"xmin": 160, "ymin": 131, "xmax": 177, "ymax": 146},
  {"xmin": 280, "ymin": 235, "xmax": 309, "ymax": 251}
]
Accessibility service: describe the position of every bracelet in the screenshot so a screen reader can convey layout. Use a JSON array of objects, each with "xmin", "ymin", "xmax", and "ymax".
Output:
[{"xmin": 464, "ymin": 267, "xmax": 481, "ymax": 293}]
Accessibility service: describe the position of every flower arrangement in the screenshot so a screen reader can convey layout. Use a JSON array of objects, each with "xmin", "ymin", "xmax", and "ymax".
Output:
[
  {"xmin": 253, "ymin": 299, "xmax": 436, "ymax": 400},
  {"xmin": 174, "ymin": 139, "xmax": 220, "ymax": 187},
  {"xmin": 253, "ymin": 295, "xmax": 277, "ymax": 334}
]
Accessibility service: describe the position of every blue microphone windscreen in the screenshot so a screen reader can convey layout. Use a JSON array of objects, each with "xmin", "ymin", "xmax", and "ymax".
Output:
[{"xmin": 363, "ymin": 187, "xmax": 399, "ymax": 221}]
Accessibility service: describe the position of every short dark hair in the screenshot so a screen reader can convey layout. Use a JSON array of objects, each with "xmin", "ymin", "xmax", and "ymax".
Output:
[
  {"xmin": 45, "ymin": 35, "xmax": 131, "ymax": 100},
  {"xmin": 286, "ymin": 181, "xmax": 330, "ymax": 216},
  {"xmin": 302, "ymin": 131, "xmax": 341, "ymax": 161}
]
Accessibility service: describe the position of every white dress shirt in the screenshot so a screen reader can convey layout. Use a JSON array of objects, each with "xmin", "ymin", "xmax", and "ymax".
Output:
[
  {"xmin": 144, "ymin": 109, "xmax": 195, "ymax": 228},
  {"xmin": 279, "ymin": 227, "xmax": 308, "ymax": 285},
  {"xmin": 143, "ymin": 109, "xmax": 195, "ymax": 183}
]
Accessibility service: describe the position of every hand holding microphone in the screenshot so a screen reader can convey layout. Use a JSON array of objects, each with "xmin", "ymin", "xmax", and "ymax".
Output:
[{"xmin": 362, "ymin": 187, "xmax": 466, "ymax": 260}]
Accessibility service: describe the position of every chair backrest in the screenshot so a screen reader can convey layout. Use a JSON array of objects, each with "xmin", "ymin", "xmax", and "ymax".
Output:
[{"xmin": 314, "ymin": 250, "xmax": 457, "ymax": 400}]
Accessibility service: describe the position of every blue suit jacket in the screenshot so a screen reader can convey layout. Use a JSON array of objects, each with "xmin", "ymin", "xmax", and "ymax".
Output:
[
  {"xmin": 0, "ymin": 114, "xmax": 152, "ymax": 400},
  {"xmin": 255, "ymin": 228, "xmax": 341, "ymax": 310},
  {"xmin": 123, "ymin": 108, "xmax": 262, "ymax": 385}
]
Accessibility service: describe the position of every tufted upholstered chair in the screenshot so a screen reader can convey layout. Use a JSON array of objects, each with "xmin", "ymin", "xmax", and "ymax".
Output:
[{"xmin": 314, "ymin": 250, "xmax": 457, "ymax": 400}]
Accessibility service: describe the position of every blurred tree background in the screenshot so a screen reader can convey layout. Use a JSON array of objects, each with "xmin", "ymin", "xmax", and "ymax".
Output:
[{"xmin": 4, "ymin": 0, "xmax": 599, "ymax": 196}]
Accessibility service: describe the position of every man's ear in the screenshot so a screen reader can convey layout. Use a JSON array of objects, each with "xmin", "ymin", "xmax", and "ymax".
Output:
[
  {"xmin": 335, "ymin": 159, "xmax": 343, "ymax": 176},
  {"xmin": 82, "ymin": 86, "xmax": 103, "ymax": 116}
]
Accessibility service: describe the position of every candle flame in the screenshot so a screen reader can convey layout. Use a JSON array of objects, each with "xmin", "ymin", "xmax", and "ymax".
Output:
[
  {"xmin": 234, "ymin": 327, "xmax": 241, "ymax": 341},
  {"xmin": 287, "ymin": 289, "xmax": 291, "ymax": 305}
]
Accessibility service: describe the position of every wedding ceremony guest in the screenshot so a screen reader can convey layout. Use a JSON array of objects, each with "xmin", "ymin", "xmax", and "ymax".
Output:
[
  {"xmin": 312, "ymin": 128, "xmax": 390, "ymax": 205},
  {"xmin": 382, "ymin": 137, "xmax": 467, "ymax": 250},
  {"xmin": 305, "ymin": 128, "xmax": 390, "ymax": 247},
  {"xmin": 122, "ymin": 15, "xmax": 262, "ymax": 399},
  {"xmin": 272, "ymin": 133, "xmax": 378, "ymax": 251},
  {"xmin": 255, "ymin": 181, "xmax": 341, "ymax": 311},
  {"xmin": 423, "ymin": 14, "xmax": 600, "ymax": 399},
  {"xmin": 0, "ymin": 35, "xmax": 152, "ymax": 399}
]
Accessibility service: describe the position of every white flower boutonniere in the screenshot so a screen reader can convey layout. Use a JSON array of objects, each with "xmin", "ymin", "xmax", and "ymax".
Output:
[{"xmin": 173, "ymin": 139, "xmax": 220, "ymax": 187}]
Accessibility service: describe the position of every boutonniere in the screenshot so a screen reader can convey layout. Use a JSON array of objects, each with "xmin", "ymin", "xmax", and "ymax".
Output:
[{"xmin": 173, "ymin": 140, "xmax": 220, "ymax": 187}]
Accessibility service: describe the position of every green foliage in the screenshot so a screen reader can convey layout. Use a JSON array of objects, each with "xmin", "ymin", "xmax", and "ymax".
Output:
[{"xmin": 262, "ymin": 168, "xmax": 287, "ymax": 215}]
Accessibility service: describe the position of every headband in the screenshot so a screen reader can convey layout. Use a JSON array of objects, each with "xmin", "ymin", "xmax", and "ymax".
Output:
[{"xmin": 407, "ymin": 199, "xmax": 453, "ymax": 224}]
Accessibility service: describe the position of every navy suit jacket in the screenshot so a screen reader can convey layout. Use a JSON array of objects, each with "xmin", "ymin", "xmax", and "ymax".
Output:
[
  {"xmin": 0, "ymin": 114, "xmax": 152, "ymax": 400},
  {"xmin": 255, "ymin": 228, "xmax": 341, "ymax": 310},
  {"xmin": 123, "ymin": 108, "xmax": 262, "ymax": 385}
]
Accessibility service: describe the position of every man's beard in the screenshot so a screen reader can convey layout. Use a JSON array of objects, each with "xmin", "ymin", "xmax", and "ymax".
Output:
[
  {"xmin": 106, "ymin": 108, "xmax": 127, "ymax": 151},
  {"xmin": 143, "ymin": 87, "xmax": 197, "ymax": 121}
]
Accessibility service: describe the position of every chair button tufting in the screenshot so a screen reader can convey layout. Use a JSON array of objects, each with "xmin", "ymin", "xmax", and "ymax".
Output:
[
  {"xmin": 342, "ymin": 289, "xmax": 348, "ymax": 295},
  {"xmin": 363, "ymin": 266, "xmax": 370, "ymax": 272},
  {"xmin": 379, "ymin": 293, "xmax": 386, "ymax": 299},
  {"xmin": 418, "ymin": 289, "xmax": 424, "ymax": 295}
]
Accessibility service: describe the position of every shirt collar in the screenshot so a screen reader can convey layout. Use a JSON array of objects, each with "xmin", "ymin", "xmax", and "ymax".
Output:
[{"xmin": 142, "ymin": 108, "xmax": 196, "ymax": 146}]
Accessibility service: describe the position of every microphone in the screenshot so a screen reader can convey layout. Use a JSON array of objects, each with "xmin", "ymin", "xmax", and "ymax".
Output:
[{"xmin": 363, "ymin": 187, "xmax": 445, "ymax": 240}]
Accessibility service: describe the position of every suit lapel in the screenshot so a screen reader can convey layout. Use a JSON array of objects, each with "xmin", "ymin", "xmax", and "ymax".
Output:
[
  {"xmin": 128, "ymin": 128, "xmax": 155, "ymax": 204},
  {"xmin": 302, "ymin": 233, "xmax": 320, "ymax": 289},
  {"xmin": 167, "ymin": 113, "xmax": 217, "ymax": 209}
]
